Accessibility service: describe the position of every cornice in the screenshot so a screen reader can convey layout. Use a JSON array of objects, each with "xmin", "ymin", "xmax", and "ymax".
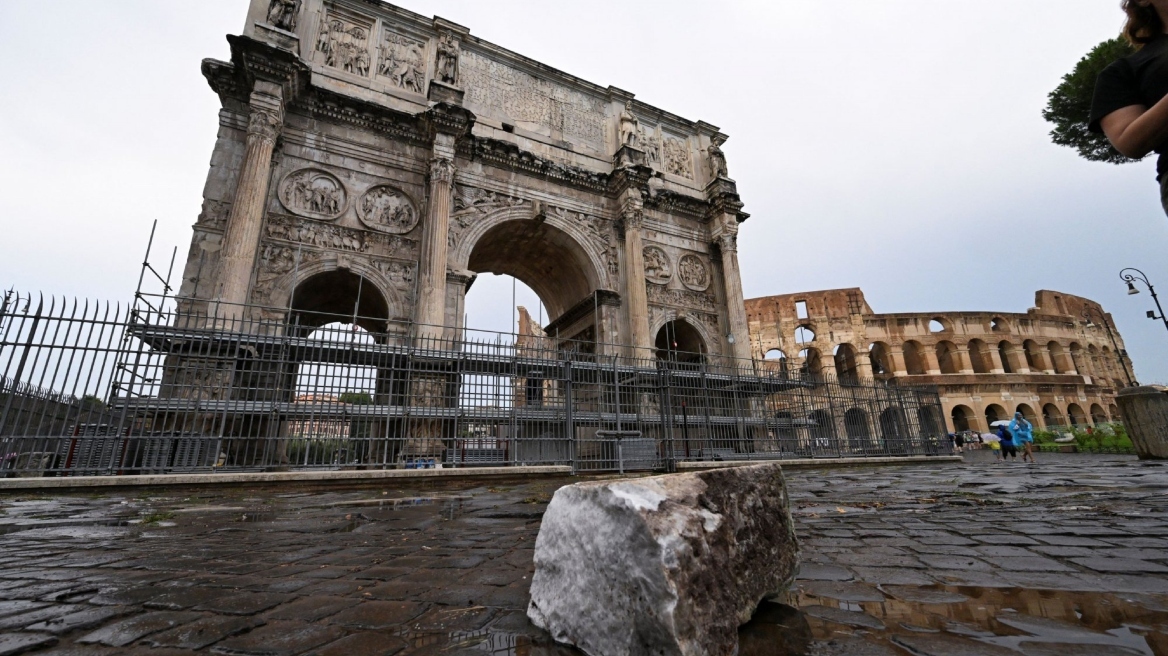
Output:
[
  {"xmin": 468, "ymin": 138, "xmax": 610, "ymax": 194},
  {"xmin": 297, "ymin": 88, "xmax": 428, "ymax": 146}
]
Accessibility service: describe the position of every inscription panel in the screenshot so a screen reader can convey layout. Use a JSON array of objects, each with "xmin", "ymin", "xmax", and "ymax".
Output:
[{"xmin": 460, "ymin": 49, "xmax": 606, "ymax": 149}]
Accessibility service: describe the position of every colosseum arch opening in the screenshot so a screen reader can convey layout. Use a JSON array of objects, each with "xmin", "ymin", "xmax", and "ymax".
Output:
[
  {"xmin": 968, "ymin": 339, "xmax": 991, "ymax": 374},
  {"xmin": 902, "ymin": 341, "xmax": 926, "ymax": 375},
  {"xmin": 833, "ymin": 344, "xmax": 860, "ymax": 384},
  {"xmin": 936, "ymin": 341, "xmax": 959, "ymax": 375},
  {"xmin": 984, "ymin": 403, "xmax": 1007, "ymax": 427},
  {"xmin": 869, "ymin": 342, "xmax": 893, "ymax": 377}
]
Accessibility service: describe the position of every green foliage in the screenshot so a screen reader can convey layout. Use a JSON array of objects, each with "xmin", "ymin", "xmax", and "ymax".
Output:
[
  {"xmin": 1031, "ymin": 423, "xmax": 1134, "ymax": 454},
  {"xmin": 1044, "ymin": 37, "xmax": 1141, "ymax": 164},
  {"xmin": 338, "ymin": 391, "xmax": 373, "ymax": 405}
]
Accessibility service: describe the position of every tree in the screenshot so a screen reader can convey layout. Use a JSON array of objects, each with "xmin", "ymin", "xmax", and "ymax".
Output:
[
  {"xmin": 338, "ymin": 391, "xmax": 373, "ymax": 405},
  {"xmin": 1044, "ymin": 37, "xmax": 1142, "ymax": 164}
]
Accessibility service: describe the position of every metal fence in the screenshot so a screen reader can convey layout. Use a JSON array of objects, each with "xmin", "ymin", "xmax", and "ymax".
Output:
[{"xmin": 0, "ymin": 290, "xmax": 950, "ymax": 477}]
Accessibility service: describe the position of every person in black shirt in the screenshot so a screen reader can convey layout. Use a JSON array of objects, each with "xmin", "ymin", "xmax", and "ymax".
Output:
[{"xmin": 1089, "ymin": 0, "xmax": 1168, "ymax": 216}]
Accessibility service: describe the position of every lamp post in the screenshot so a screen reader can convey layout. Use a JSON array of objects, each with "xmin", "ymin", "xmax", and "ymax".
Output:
[
  {"xmin": 1120, "ymin": 267, "xmax": 1168, "ymax": 335},
  {"xmin": 1080, "ymin": 306, "xmax": 1135, "ymax": 387}
]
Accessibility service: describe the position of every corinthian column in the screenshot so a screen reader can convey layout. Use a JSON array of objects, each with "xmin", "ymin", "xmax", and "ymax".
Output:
[
  {"xmin": 415, "ymin": 136, "xmax": 456, "ymax": 339},
  {"xmin": 621, "ymin": 208, "xmax": 652, "ymax": 354},
  {"xmin": 713, "ymin": 223, "xmax": 752, "ymax": 362},
  {"xmin": 215, "ymin": 81, "xmax": 284, "ymax": 317}
]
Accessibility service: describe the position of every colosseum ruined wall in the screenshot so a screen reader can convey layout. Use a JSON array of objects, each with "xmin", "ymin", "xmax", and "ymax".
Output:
[{"xmin": 746, "ymin": 288, "xmax": 1137, "ymax": 433}]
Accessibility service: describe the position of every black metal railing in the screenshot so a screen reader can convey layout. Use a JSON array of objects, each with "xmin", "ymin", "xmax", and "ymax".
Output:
[{"xmin": 0, "ymin": 291, "xmax": 949, "ymax": 477}]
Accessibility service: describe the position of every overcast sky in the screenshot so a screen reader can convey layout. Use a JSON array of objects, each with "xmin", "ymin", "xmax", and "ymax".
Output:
[{"xmin": 1, "ymin": 1, "xmax": 1166, "ymax": 380}]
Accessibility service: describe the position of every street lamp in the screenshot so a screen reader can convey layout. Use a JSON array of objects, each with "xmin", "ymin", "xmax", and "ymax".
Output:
[
  {"xmin": 1120, "ymin": 267, "xmax": 1168, "ymax": 335},
  {"xmin": 1080, "ymin": 306, "xmax": 1135, "ymax": 387}
]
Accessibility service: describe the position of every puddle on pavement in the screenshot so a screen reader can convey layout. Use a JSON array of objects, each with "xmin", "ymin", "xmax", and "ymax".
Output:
[{"xmin": 781, "ymin": 584, "xmax": 1168, "ymax": 655}]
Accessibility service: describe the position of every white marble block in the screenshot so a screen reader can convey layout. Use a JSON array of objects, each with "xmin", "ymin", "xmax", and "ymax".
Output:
[{"xmin": 527, "ymin": 463, "xmax": 799, "ymax": 656}]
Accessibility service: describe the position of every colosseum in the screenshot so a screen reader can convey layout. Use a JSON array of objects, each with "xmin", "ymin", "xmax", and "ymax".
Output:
[{"xmin": 746, "ymin": 288, "xmax": 1137, "ymax": 433}]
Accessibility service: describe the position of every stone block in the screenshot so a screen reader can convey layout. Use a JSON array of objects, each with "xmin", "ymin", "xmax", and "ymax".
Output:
[
  {"xmin": 527, "ymin": 463, "xmax": 798, "ymax": 656},
  {"xmin": 1117, "ymin": 385, "xmax": 1168, "ymax": 459}
]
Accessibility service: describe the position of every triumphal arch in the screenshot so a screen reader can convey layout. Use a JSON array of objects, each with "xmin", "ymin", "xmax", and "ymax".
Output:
[{"xmin": 179, "ymin": 0, "xmax": 752, "ymax": 359}]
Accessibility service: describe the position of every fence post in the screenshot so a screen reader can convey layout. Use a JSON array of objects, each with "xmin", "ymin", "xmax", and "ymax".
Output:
[
  {"xmin": 564, "ymin": 356, "xmax": 574, "ymax": 474},
  {"xmin": 0, "ymin": 298, "xmax": 43, "ymax": 436},
  {"xmin": 658, "ymin": 361, "xmax": 675, "ymax": 473}
]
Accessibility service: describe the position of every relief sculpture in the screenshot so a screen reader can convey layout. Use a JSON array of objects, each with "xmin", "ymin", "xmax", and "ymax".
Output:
[
  {"xmin": 267, "ymin": 215, "xmax": 365, "ymax": 252},
  {"xmin": 378, "ymin": 31, "xmax": 425, "ymax": 93},
  {"xmin": 316, "ymin": 13, "xmax": 371, "ymax": 76},
  {"xmin": 279, "ymin": 169, "xmax": 347, "ymax": 220},
  {"xmin": 677, "ymin": 254, "xmax": 710, "ymax": 291},
  {"xmin": 647, "ymin": 284, "xmax": 717, "ymax": 312},
  {"xmin": 643, "ymin": 246, "xmax": 672, "ymax": 285},
  {"xmin": 358, "ymin": 185, "xmax": 418, "ymax": 234},
  {"xmin": 448, "ymin": 185, "xmax": 528, "ymax": 249},
  {"xmin": 663, "ymin": 136, "xmax": 694, "ymax": 179}
]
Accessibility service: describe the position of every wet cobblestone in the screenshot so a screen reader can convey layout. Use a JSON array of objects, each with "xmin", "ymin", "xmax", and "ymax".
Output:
[{"xmin": 0, "ymin": 452, "xmax": 1163, "ymax": 655}]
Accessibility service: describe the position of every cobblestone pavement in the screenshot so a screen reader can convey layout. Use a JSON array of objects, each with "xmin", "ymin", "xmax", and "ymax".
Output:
[{"xmin": 0, "ymin": 453, "xmax": 1165, "ymax": 655}]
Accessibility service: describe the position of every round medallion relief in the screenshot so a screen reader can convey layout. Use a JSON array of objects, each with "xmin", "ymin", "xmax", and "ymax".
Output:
[
  {"xmin": 358, "ymin": 185, "xmax": 419, "ymax": 234},
  {"xmin": 643, "ymin": 245, "xmax": 672, "ymax": 285},
  {"xmin": 278, "ymin": 168, "xmax": 347, "ymax": 221},
  {"xmin": 677, "ymin": 254, "xmax": 710, "ymax": 291}
]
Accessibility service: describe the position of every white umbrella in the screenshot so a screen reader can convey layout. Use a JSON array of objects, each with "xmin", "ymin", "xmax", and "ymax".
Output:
[
  {"xmin": 989, "ymin": 420, "xmax": 1012, "ymax": 427},
  {"xmin": 981, "ymin": 433, "xmax": 1001, "ymax": 443}
]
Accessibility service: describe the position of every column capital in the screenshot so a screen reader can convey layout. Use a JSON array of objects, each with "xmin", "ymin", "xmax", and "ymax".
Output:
[
  {"xmin": 429, "ymin": 156, "xmax": 456, "ymax": 185},
  {"xmin": 246, "ymin": 105, "xmax": 283, "ymax": 145},
  {"xmin": 618, "ymin": 209, "xmax": 644, "ymax": 234},
  {"xmin": 711, "ymin": 216, "xmax": 739, "ymax": 254}
]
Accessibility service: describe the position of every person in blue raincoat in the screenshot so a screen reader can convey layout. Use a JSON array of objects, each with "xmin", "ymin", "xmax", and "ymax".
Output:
[{"xmin": 1010, "ymin": 412, "xmax": 1036, "ymax": 464}]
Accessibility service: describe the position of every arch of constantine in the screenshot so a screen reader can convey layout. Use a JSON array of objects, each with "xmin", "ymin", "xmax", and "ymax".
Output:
[
  {"xmin": 747, "ymin": 288, "xmax": 1137, "ymax": 433},
  {"xmin": 179, "ymin": 0, "xmax": 751, "ymax": 360}
]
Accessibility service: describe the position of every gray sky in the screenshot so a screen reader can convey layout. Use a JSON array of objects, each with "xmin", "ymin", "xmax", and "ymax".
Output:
[{"xmin": 2, "ymin": 1, "xmax": 1166, "ymax": 380}]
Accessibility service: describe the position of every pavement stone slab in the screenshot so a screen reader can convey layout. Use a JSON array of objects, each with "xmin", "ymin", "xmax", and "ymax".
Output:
[{"xmin": 0, "ymin": 453, "xmax": 1166, "ymax": 655}]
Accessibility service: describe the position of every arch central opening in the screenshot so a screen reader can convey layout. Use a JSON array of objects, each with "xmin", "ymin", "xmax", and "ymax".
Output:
[
  {"xmin": 467, "ymin": 220, "xmax": 599, "ymax": 323},
  {"xmin": 465, "ymin": 219, "xmax": 606, "ymax": 347}
]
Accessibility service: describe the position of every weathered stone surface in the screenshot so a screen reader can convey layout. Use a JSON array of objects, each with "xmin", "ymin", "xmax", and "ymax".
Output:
[
  {"xmin": 527, "ymin": 463, "xmax": 798, "ymax": 656},
  {"xmin": 1117, "ymin": 386, "xmax": 1168, "ymax": 459}
]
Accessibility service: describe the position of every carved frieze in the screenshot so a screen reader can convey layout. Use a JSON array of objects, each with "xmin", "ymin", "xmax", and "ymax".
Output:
[
  {"xmin": 358, "ymin": 185, "xmax": 418, "ymax": 234},
  {"xmin": 459, "ymin": 50, "xmax": 606, "ymax": 147},
  {"xmin": 643, "ymin": 246, "xmax": 672, "ymax": 285},
  {"xmin": 279, "ymin": 169, "xmax": 347, "ymax": 221},
  {"xmin": 646, "ymin": 284, "xmax": 717, "ymax": 313},
  {"xmin": 663, "ymin": 136, "xmax": 694, "ymax": 180},
  {"xmin": 316, "ymin": 9, "xmax": 371, "ymax": 77},
  {"xmin": 677, "ymin": 254, "xmax": 710, "ymax": 291},
  {"xmin": 377, "ymin": 30, "xmax": 425, "ymax": 93},
  {"xmin": 265, "ymin": 214, "xmax": 415, "ymax": 258}
]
